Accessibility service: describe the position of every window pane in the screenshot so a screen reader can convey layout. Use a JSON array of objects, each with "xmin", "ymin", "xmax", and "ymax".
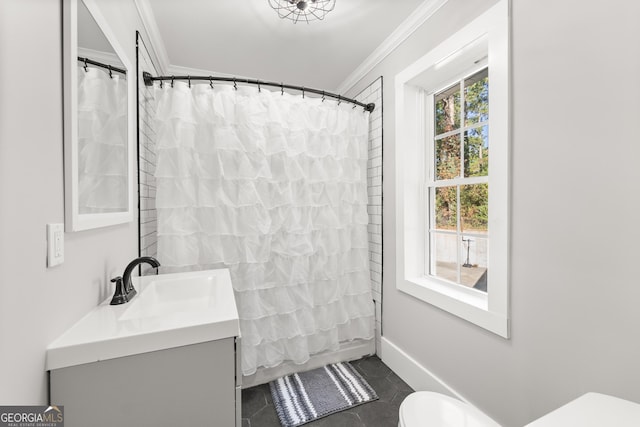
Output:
[
  {"xmin": 460, "ymin": 183, "xmax": 488, "ymax": 232},
  {"xmin": 435, "ymin": 83, "xmax": 460, "ymax": 135},
  {"xmin": 460, "ymin": 236, "xmax": 488, "ymax": 292},
  {"xmin": 430, "ymin": 232, "xmax": 458, "ymax": 283},
  {"xmin": 464, "ymin": 68, "xmax": 489, "ymax": 126},
  {"xmin": 435, "ymin": 135, "xmax": 460, "ymax": 180},
  {"xmin": 434, "ymin": 186, "xmax": 457, "ymax": 230},
  {"xmin": 464, "ymin": 125, "xmax": 489, "ymax": 177}
]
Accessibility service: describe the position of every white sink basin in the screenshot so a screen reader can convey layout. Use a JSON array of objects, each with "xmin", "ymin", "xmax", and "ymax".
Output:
[
  {"xmin": 120, "ymin": 274, "xmax": 220, "ymax": 320},
  {"xmin": 46, "ymin": 269, "xmax": 240, "ymax": 371}
]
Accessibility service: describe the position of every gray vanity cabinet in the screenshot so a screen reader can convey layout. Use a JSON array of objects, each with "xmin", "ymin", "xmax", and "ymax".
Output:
[{"xmin": 50, "ymin": 338, "xmax": 240, "ymax": 427}]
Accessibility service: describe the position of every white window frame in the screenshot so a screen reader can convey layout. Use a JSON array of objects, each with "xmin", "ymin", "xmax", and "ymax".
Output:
[{"xmin": 394, "ymin": 0, "xmax": 510, "ymax": 338}]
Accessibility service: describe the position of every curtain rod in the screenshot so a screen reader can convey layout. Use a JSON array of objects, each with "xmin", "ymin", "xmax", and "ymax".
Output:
[
  {"xmin": 142, "ymin": 71, "xmax": 375, "ymax": 112},
  {"xmin": 78, "ymin": 56, "xmax": 126, "ymax": 75}
]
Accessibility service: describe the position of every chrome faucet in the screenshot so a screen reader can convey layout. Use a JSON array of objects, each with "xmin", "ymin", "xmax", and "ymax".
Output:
[{"xmin": 110, "ymin": 256, "xmax": 161, "ymax": 305}]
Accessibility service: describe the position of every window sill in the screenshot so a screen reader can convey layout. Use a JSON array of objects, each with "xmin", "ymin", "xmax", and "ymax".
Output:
[{"xmin": 398, "ymin": 276, "xmax": 509, "ymax": 338}]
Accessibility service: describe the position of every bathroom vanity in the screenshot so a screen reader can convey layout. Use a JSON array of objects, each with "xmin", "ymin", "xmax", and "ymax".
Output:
[{"xmin": 46, "ymin": 269, "xmax": 241, "ymax": 427}]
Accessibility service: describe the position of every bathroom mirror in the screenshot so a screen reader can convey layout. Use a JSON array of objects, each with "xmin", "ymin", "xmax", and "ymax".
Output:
[{"xmin": 63, "ymin": 0, "xmax": 134, "ymax": 231}]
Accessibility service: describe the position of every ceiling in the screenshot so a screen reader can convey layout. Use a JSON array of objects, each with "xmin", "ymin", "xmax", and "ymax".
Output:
[{"xmin": 145, "ymin": 0, "xmax": 426, "ymax": 90}]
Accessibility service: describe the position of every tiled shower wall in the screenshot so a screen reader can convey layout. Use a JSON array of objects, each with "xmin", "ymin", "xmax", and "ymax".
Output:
[
  {"xmin": 138, "ymin": 36, "xmax": 158, "ymax": 261},
  {"xmin": 356, "ymin": 77, "xmax": 383, "ymax": 354},
  {"xmin": 136, "ymin": 64, "xmax": 383, "ymax": 351}
]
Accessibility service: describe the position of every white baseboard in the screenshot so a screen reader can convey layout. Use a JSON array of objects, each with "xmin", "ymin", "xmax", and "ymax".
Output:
[
  {"xmin": 380, "ymin": 336, "xmax": 466, "ymax": 402},
  {"xmin": 380, "ymin": 337, "xmax": 505, "ymax": 426}
]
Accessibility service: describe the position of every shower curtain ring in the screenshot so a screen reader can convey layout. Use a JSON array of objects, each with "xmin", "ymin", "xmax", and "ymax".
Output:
[
  {"xmin": 338, "ymin": 95, "xmax": 341, "ymax": 105},
  {"xmin": 257, "ymin": 80, "xmax": 261, "ymax": 92},
  {"xmin": 209, "ymin": 76, "xmax": 214, "ymax": 89},
  {"xmin": 188, "ymin": 75, "xmax": 191, "ymax": 88},
  {"xmin": 160, "ymin": 80, "xmax": 163, "ymax": 89},
  {"xmin": 171, "ymin": 76, "xmax": 174, "ymax": 88},
  {"xmin": 83, "ymin": 58, "xmax": 88, "ymax": 72},
  {"xmin": 233, "ymin": 78, "xmax": 237, "ymax": 90},
  {"xmin": 352, "ymin": 103, "xmax": 357, "ymax": 109},
  {"xmin": 302, "ymin": 87, "xmax": 305, "ymax": 99},
  {"xmin": 322, "ymin": 91, "xmax": 325, "ymax": 102},
  {"xmin": 281, "ymin": 83, "xmax": 284, "ymax": 96},
  {"xmin": 108, "ymin": 65, "xmax": 113, "ymax": 79}
]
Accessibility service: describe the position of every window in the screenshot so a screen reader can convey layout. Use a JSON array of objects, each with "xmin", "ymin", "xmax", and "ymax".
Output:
[
  {"xmin": 395, "ymin": 0, "xmax": 509, "ymax": 337},
  {"xmin": 428, "ymin": 67, "xmax": 489, "ymax": 292}
]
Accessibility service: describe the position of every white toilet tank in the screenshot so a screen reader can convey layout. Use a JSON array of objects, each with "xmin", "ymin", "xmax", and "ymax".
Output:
[
  {"xmin": 399, "ymin": 392, "xmax": 501, "ymax": 427},
  {"xmin": 524, "ymin": 392, "xmax": 640, "ymax": 427}
]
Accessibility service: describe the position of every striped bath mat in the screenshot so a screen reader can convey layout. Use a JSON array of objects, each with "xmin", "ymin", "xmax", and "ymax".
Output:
[{"xmin": 269, "ymin": 362, "xmax": 378, "ymax": 427}]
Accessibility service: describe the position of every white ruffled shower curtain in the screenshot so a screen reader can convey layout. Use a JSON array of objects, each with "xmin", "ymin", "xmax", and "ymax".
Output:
[
  {"xmin": 77, "ymin": 65, "xmax": 128, "ymax": 213},
  {"xmin": 153, "ymin": 82, "xmax": 375, "ymax": 375}
]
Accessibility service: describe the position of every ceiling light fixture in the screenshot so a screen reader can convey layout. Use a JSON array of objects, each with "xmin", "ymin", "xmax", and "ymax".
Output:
[{"xmin": 268, "ymin": 0, "xmax": 336, "ymax": 24}]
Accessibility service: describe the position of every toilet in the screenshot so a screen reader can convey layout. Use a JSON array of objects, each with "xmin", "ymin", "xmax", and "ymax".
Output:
[{"xmin": 399, "ymin": 392, "xmax": 501, "ymax": 427}]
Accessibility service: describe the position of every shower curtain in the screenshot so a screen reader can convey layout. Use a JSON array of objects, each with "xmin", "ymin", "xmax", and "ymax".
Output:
[
  {"xmin": 77, "ymin": 65, "xmax": 128, "ymax": 213},
  {"xmin": 153, "ymin": 82, "xmax": 375, "ymax": 375}
]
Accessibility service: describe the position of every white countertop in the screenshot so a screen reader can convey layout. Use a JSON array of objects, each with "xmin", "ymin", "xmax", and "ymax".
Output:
[
  {"xmin": 525, "ymin": 392, "xmax": 640, "ymax": 427},
  {"xmin": 46, "ymin": 269, "xmax": 240, "ymax": 371}
]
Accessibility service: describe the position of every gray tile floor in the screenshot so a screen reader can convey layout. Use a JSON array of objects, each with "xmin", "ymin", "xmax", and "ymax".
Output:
[{"xmin": 241, "ymin": 355, "xmax": 414, "ymax": 427}]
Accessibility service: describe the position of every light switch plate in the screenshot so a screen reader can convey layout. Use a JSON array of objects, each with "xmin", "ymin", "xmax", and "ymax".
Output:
[{"xmin": 47, "ymin": 223, "xmax": 64, "ymax": 267}]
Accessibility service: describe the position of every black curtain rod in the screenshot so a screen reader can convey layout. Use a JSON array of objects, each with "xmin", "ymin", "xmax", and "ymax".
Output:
[
  {"xmin": 78, "ymin": 56, "xmax": 126, "ymax": 75},
  {"xmin": 142, "ymin": 71, "xmax": 375, "ymax": 112}
]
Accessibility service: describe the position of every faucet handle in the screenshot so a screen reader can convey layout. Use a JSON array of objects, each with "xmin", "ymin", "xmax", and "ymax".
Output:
[{"xmin": 110, "ymin": 276, "xmax": 128, "ymax": 305}]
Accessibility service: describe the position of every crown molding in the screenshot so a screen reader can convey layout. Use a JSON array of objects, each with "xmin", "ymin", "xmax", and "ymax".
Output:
[
  {"xmin": 133, "ymin": 0, "xmax": 170, "ymax": 73},
  {"xmin": 336, "ymin": 0, "xmax": 449, "ymax": 94}
]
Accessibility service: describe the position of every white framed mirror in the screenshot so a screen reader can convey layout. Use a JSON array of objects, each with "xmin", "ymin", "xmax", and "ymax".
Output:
[{"xmin": 63, "ymin": 0, "xmax": 135, "ymax": 231}]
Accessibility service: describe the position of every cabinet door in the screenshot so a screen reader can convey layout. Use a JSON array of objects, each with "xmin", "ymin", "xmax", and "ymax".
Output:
[{"xmin": 50, "ymin": 338, "xmax": 235, "ymax": 427}]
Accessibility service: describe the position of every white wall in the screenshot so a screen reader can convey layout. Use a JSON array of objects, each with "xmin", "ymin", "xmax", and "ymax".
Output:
[
  {"xmin": 346, "ymin": 0, "xmax": 640, "ymax": 425},
  {"xmin": 0, "ymin": 0, "xmax": 156, "ymax": 404}
]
